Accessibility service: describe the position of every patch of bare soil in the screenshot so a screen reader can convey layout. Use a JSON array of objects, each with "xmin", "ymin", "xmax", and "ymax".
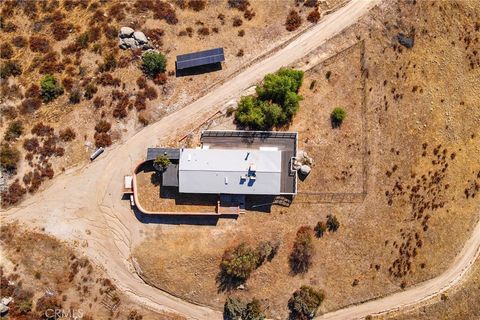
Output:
[
  {"xmin": 0, "ymin": 223, "xmax": 183, "ymax": 320},
  {"xmin": 133, "ymin": 1, "xmax": 480, "ymax": 318}
]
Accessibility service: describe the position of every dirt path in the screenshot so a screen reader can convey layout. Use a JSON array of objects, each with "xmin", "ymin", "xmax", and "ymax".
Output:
[{"xmin": 12, "ymin": 0, "xmax": 480, "ymax": 319}]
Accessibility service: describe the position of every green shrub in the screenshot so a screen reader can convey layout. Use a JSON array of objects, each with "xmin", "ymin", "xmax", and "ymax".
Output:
[
  {"xmin": 0, "ymin": 143, "xmax": 20, "ymax": 172},
  {"xmin": 0, "ymin": 60, "xmax": 22, "ymax": 78},
  {"xmin": 243, "ymin": 298, "xmax": 265, "ymax": 320},
  {"xmin": 326, "ymin": 214, "xmax": 340, "ymax": 232},
  {"xmin": 235, "ymin": 68, "xmax": 303, "ymax": 130},
  {"xmin": 288, "ymin": 285, "xmax": 325, "ymax": 320},
  {"xmin": 224, "ymin": 296, "xmax": 245, "ymax": 320},
  {"xmin": 153, "ymin": 155, "xmax": 171, "ymax": 171},
  {"xmin": 223, "ymin": 297, "xmax": 265, "ymax": 320},
  {"xmin": 142, "ymin": 51, "xmax": 166, "ymax": 77},
  {"xmin": 331, "ymin": 107, "xmax": 346, "ymax": 127},
  {"xmin": 40, "ymin": 74, "xmax": 64, "ymax": 102},
  {"xmin": 221, "ymin": 242, "xmax": 259, "ymax": 281},
  {"xmin": 289, "ymin": 226, "xmax": 314, "ymax": 274},
  {"xmin": 84, "ymin": 83, "xmax": 97, "ymax": 100}
]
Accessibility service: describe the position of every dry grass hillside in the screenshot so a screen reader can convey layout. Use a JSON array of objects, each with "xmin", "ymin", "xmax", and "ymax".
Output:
[
  {"xmin": 0, "ymin": 223, "xmax": 183, "ymax": 320},
  {"xmin": 0, "ymin": 0, "xmax": 342, "ymax": 208},
  {"xmin": 133, "ymin": 0, "xmax": 480, "ymax": 319}
]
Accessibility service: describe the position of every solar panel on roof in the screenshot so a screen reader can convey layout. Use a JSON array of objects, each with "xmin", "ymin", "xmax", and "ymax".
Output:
[{"xmin": 176, "ymin": 48, "xmax": 225, "ymax": 70}]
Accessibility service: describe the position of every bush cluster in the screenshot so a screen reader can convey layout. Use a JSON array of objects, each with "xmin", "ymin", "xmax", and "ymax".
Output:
[
  {"xmin": 286, "ymin": 10, "xmax": 302, "ymax": 31},
  {"xmin": 0, "ymin": 60, "xmax": 22, "ymax": 78},
  {"xmin": 224, "ymin": 296, "xmax": 265, "ymax": 320},
  {"xmin": 288, "ymin": 286, "xmax": 325, "ymax": 320},
  {"xmin": 40, "ymin": 74, "xmax": 64, "ymax": 102},
  {"xmin": 4, "ymin": 120, "xmax": 23, "ymax": 141},
  {"xmin": 331, "ymin": 107, "xmax": 346, "ymax": 127},
  {"xmin": 235, "ymin": 68, "xmax": 304, "ymax": 130}
]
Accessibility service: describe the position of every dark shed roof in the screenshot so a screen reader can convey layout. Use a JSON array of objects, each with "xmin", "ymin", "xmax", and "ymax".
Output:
[
  {"xmin": 146, "ymin": 148, "xmax": 180, "ymax": 161},
  {"xmin": 176, "ymin": 48, "xmax": 225, "ymax": 70}
]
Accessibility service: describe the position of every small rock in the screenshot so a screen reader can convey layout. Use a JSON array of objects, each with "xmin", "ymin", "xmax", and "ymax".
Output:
[
  {"xmin": 237, "ymin": 284, "xmax": 245, "ymax": 290},
  {"xmin": 119, "ymin": 26, "xmax": 134, "ymax": 38},
  {"xmin": 397, "ymin": 33, "xmax": 414, "ymax": 48},
  {"xmin": 133, "ymin": 31, "xmax": 148, "ymax": 44}
]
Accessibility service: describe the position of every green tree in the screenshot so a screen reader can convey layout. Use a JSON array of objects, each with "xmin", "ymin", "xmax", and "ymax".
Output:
[
  {"xmin": 288, "ymin": 286, "xmax": 325, "ymax": 320},
  {"xmin": 331, "ymin": 107, "xmax": 346, "ymax": 127},
  {"xmin": 221, "ymin": 242, "xmax": 259, "ymax": 281},
  {"xmin": 40, "ymin": 74, "xmax": 64, "ymax": 102},
  {"xmin": 153, "ymin": 155, "xmax": 171, "ymax": 171},
  {"xmin": 326, "ymin": 214, "xmax": 340, "ymax": 232},
  {"xmin": 142, "ymin": 51, "xmax": 167, "ymax": 77},
  {"xmin": 235, "ymin": 96, "xmax": 266, "ymax": 130},
  {"xmin": 244, "ymin": 298, "xmax": 265, "ymax": 320},
  {"xmin": 289, "ymin": 226, "xmax": 314, "ymax": 274},
  {"xmin": 224, "ymin": 296, "xmax": 245, "ymax": 320}
]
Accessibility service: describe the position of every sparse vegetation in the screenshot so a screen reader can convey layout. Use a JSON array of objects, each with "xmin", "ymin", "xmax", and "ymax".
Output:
[{"xmin": 314, "ymin": 221, "xmax": 326, "ymax": 238}]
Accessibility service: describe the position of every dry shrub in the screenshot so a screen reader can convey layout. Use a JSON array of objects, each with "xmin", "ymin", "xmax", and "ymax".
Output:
[
  {"xmin": 117, "ymin": 55, "xmax": 130, "ymax": 68},
  {"xmin": 31, "ymin": 122, "xmax": 54, "ymax": 137},
  {"xmin": 3, "ymin": 21, "xmax": 17, "ymax": 32},
  {"xmin": 62, "ymin": 77, "xmax": 74, "ymax": 92},
  {"xmin": 236, "ymin": 49, "xmax": 244, "ymax": 57},
  {"xmin": 307, "ymin": 9, "xmax": 320, "ymax": 23},
  {"xmin": 0, "ymin": 43, "xmax": 13, "ymax": 59},
  {"xmin": 12, "ymin": 36, "xmax": 27, "ymax": 48},
  {"xmin": 29, "ymin": 36, "xmax": 50, "ymax": 53},
  {"xmin": 19, "ymin": 98, "xmax": 42, "ymax": 114},
  {"xmin": 94, "ymin": 120, "xmax": 111, "ymax": 133},
  {"xmin": 138, "ymin": 112, "xmax": 149, "ymax": 126},
  {"xmin": 94, "ymin": 132, "xmax": 112, "ymax": 148},
  {"xmin": 39, "ymin": 51, "xmax": 64, "ymax": 74},
  {"xmin": 144, "ymin": 28, "xmax": 164, "ymax": 46},
  {"xmin": 88, "ymin": 26, "xmax": 101, "ymax": 43},
  {"xmin": 244, "ymin": 9, "xmax": 255, "ymax": 20},
  {"xmin": 59, "ymin": 128, "xmax": 76, "ymax": 142},
  {"xmin": 25, "ymin": 84, "xmax": 40, "ymax": 99},
  {"xmin": 289, "ymin": 226, "xmax": 314, "ymax": 274},
  {"xmin": 2, "ymin": 106, "xmax": 18, "ymax": 120},
  {"xmin": 51, "ymin": 22, "xmax": 73, "ymax": 41},
  {"xmin": 304, "ymin": 0, "xmax": 318, "ymax": 7},
  {"xmin": 84, "ymin": 83, "xmax": 97, "ymax": 100},
  {"xmin": 144, "ymin": 86, "xmax": 158, "ymax": 100},
  {"xmin": 286, "ymin": 10, "xmax": 302, "ymax": 31},
  {"xmin": 233, "ymin": 17, "xmax": 243, "ymax": 27},
  {"xmin": 93, "ymin": 97, "xmax": 105, "ymax": 108},
  {"xmin": 97, "ymin": 73, "xmax": 120, "ymax": 87},
  {"xmin": 23, "ymin": 138, "xmax": 39, "ymax": 152},
  {"xmin": 153, "ymin": 72, "xmax": 168, "ymax": 85},
  {"xmin": 0, "ymin": 60, "xmax": 22, "ymax": 78},
  {"xmin": 135, "ymin": 92, "xmax": 147, "ymax": 111},
  {"xmin": 188, "ymin": 0, "xmax": 206, "ymax": 11},
  {"xmin": 137, "ymin": 76, "xmax": 147, "ymax": 89},
  {"xmin": 175, "ymin": 0, "xmax": 187, "ymax": 9},
  {"xmin": 197, "ymin": 27, "xmax": 210, "ymax": 36},
  {"xmin": 1, "ymin": 180, "xmax": 26, "ymax": 208},
  {"xmin": 135, "ymin": 0, "xmax": 178, "ymax": 24},
  {"xmin": 108, "ymin": 3, "xmax": 125, "ymax": 21},
  {"xmin": 113, "ymin": 105, "xmax": 128, "ymax": 118},
  {"xmin": 228, "ymin": 0, "xmax": 250, "ymax": 11},
  {"xmin": 238, "ymin": 29, "xmax": 245, "ymax": 37},
  {"xmin": 39, "ymin": 137, "xmax": 59, "ymax": 157}
]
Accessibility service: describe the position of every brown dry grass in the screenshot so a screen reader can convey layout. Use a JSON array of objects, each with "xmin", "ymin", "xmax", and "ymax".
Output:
[
  {"xmin": 0, "ymin": 223, "xmax": 183, "ymax": 319},
  {"xmin": 134, "ymin": 1, "xmax": 480, "ymax": 318}
]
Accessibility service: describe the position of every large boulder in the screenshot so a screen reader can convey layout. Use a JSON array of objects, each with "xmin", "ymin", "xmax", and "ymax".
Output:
[
  {"xmin": 133, "ymin": 31, "xmax": 148, "ymax": 45},
  {"xmin": 119, "ymin": 37, "xmax": 137, "ymax": 49},
  {"xmin": 119, "ymin": 27, "xmax": 134, "ymax": 38}
]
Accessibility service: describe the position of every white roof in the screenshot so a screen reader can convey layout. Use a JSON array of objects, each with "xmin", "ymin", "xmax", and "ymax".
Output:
[{"xmin": 178, "ymin": 148, "xmax": 282, "ymax": 194}]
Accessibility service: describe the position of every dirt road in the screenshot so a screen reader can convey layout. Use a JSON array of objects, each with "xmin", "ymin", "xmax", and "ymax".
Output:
[{"xmin": 7, "ymin": 0, "xmax": 479, "ymax": 319}]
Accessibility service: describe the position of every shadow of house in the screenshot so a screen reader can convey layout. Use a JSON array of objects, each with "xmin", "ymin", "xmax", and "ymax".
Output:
[
  {"xmin": 132, "ymin": 205, "xmax": 222, "ymax": 225},
  {"xmin": 175, "ymin": 62, "xmax": 223, "ymax": 77}
]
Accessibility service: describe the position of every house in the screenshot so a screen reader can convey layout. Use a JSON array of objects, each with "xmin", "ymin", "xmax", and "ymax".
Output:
[{"xmin": 146, "ymin": 130, "xmax": 298, "ymax": 196}]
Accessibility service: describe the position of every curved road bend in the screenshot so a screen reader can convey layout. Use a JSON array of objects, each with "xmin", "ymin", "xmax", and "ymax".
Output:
[{"xmin": 13, "ymin": 0, "xmax": 473, "ymax": 319}]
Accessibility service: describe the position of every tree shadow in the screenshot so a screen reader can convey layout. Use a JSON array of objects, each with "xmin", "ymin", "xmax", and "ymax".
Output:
[{"xmin": 216, "ymin": 269, "xmax": 245, "ymax": 293}]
